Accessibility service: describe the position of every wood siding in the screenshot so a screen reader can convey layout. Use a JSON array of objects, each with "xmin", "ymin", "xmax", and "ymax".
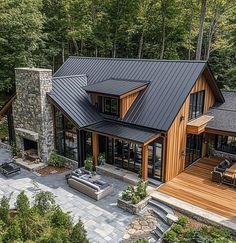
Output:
[
  {"xmin": 165, "ymin": 74, "xmax": 216, "ymax": 181},
  {"xmin": 120, "ymin": 92, "xmax": 139, "ymax": 118}
]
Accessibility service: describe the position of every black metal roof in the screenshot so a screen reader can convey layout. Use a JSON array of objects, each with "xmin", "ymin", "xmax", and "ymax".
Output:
[
  {"xmin": 48, "ymin": 75, "xmax": 103, "ymax": 127},
  {"xmin": 54, "ymin": 57, "xmax": 224, "ymax": 131},
  {"xmin": 85, "ymin": 120, "xmax": 160, "ymax": 144},
  {"xmin": 207, "ymin": 91, "xmax": 236, "ymax": 134},
  {"xmin": 83, "ymin": 79, "xmax": 148, "ymax": 96}
]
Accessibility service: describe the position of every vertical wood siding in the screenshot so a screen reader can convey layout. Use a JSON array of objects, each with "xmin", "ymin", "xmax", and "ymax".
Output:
[
  {"xmin": 120, "ymin": 92, "xmax": 139, "ymax": 118},
  {"xmin": 164, "ymin": 74, "xmax": 216, "ymax": 181}
]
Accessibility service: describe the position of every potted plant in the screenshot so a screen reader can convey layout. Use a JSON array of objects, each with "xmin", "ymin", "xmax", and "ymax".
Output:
[
  {"xmin": 84, "ymin": 156, "xmax": 93, "ymax": 172},
  {"xmin": 98, "ymin": 153, "xmax": 106, "ymax": 165}
]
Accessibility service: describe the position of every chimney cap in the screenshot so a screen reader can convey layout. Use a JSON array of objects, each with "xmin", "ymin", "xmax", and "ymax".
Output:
[{"xmin": 15, "ymin": 67, "xmax": 52, "ymax": 72}]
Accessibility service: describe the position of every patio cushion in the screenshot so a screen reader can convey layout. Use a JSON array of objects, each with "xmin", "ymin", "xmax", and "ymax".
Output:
[{"xmin": 70, "ymin": 176, "xmax": 100, "ymax": 191}]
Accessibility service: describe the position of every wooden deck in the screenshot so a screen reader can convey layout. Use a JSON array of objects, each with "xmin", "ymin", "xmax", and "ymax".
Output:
[{"xmin": 158, "ymin": 157, "xmax": 236, "ymax": 219}]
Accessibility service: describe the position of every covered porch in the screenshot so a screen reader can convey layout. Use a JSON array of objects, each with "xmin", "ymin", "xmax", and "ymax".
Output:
[
  {"xmin": 85, "ymin": 120, "xmax": 165, "ymax": 182},
  {"xmin": 158, "ymin": 157, "xmax": 236, "ymax": 219}
]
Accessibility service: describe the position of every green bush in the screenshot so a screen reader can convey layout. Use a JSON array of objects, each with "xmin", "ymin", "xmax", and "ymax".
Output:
[
  {"xmin": 48, "ymin": 151, "xmax": 65, "ymax": 167},
  {"xmin": 84, "ymin": 157, "xmax": 93, "ymax": 171},
  {"xmin": 177, "ymin": 215, "xmax": 188, "ymax": 227},
  {"xmin": 131, "ymin": 193, "xmax": 141, "ymax": 204},
  {"xmin": 122, "ymin": 185, "xmax": 134, "ymax": 201},
  {"xmin": 137, "ymin": 179, "xmax": 147, "ymax": 199},
  {"xmin": 34, "ymin": 190, "xmax": 55, "ymax": 215},
  {"xmin": 0, "ymin": 191, "xmax": 89, "ymax": 243},
  {"xmin": 171, "ymin": 223, "xmax": 183, "ymax": 234},
  {"xmin": 163, "ymin": 230, "xmax": 177, "ymax": 243},
  {"xmin": 208, "ymin": 226, "xmax": 231, "ymax": 239},
  {"xmin": 121, "ymin": 179, "xmax": 147, "ymax": 204},
  {"xmin": 135, "ymin": 239, "xmax": 149, "ymax": 243},
  {"xmin": 0, "ymin": 195, "xmax": 11, "ymax": 225}
]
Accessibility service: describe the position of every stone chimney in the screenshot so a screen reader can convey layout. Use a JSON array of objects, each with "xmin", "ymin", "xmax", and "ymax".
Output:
[{"xmin": 12, "ymin": 68, "xmax": 54, "ymax": 163}]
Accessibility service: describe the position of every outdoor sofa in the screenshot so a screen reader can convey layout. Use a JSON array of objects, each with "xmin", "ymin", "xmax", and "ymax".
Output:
[
  {"xmin": 67, "ymin": 169, "xmax": 113, "ymax": 200},
  {"xmin": 212, "ymin": 159, "xmax": 236, "ymax": 187}
]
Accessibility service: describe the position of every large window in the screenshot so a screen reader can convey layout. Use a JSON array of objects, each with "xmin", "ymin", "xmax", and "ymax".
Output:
[
  {"xmin": 54, "ymin": 107, "xmax": 79, "ymax": 161},
  {"xmin": 188, "ymin": 91, "xmax": 205, "ymax": 120},
  {"xmin": 216, "ymin": 135, "xmax": 236, "ymax": 155}
]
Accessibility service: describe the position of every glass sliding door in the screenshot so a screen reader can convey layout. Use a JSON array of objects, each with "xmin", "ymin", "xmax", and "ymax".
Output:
[
  {"xmin": 185, "ymin": 134, "xmax": 203, "ymax": 168},
  {"xmin": 148, "ymin": 137, "xmax": 163, "ymax": 181}
]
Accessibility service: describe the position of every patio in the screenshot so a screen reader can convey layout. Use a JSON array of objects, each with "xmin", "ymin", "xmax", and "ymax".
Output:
[
  {"xmin": 0, "ymin": 149, "xmax": 136, "ymax": 243},
  {"xmin": 158, "ymin": 157, "xmax": 236, "ymax": 219}
]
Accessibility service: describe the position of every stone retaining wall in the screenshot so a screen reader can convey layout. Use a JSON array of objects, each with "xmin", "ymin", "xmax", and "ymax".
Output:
[
  {"xmin": 57, "ymin": 154, "xmax": 78, "ymax": 170},
  {"xmin": 0, "ymin": 141, "xmax": 11, "ymax": 150},
  {"xmin": 214, "ymin": 150, "xmax": 236, "ymax": 160},
  {"xmin": 117, "ymin": 196, "xmax": 151, "ymax": 214}
]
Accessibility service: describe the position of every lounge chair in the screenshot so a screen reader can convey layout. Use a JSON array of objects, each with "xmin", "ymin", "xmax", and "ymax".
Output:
[{"xmin": 212, "ymin": 168, "xmax": 222, "ymax": 183}]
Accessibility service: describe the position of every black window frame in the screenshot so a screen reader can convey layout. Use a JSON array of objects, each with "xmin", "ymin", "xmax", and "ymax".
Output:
[
  {"xmin": 188, "ymin": 90, "xmax": 205, "ymax": 121},
  {"xmin": 102, "ymin": 96, "xmax": 119, "ymax": 116},
  {"xmin": 216, "ymin": 135, "xmax": 236, "ymax": 155}
]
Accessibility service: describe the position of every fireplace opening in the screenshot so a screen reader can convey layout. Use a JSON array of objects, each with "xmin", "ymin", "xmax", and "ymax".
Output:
[{"xmin": 23, "ymin": 138, "xmax": 39, "ymax": 161}]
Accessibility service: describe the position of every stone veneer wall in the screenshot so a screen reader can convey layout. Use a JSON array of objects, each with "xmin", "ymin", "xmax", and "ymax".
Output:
[{"xmin": 12, "ymin": 68, "xmax": 54, "ymax": 163}]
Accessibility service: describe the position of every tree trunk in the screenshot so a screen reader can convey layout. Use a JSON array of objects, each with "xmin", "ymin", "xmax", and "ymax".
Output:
[
  {"xmin": 62, "ymin": 43, "xmax": 65, "ymax": 63},
  {"xmin": 196, "ymin": 0, "xmax": 207, "ymax": 60},
  {"xmin": 138, "ymin": 29, "xmax": 144, "ymax": 59},
  {"xmin": 188, "ymin": 5, "xmax": 194, "ymax": 60},
  {"xmin": 206, "ymin": 3, "xmax": 219, "ymax": 60},
  {"xmin": 160, "ymin": 0, "xmax": 166, "ymax": 59},
  {"xmin": 72, "ymin": 38, "xmax": 79, "ymax": 55}
]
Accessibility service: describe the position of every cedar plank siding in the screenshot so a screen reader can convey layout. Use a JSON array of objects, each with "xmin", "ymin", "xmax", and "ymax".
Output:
[{"xmin": 164, "ymin": 74, "xmax": 216, "ymax": 181}]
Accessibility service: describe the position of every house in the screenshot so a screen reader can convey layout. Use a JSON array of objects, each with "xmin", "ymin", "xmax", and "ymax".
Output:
[{"xmin": 1, "ymin": 57, "xmax": 236, "ymax": 183}]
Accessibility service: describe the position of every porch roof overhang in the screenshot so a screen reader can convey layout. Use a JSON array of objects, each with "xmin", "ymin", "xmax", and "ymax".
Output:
[
  {"xmin": 84, "ymin": 120, "xmax": 161, "ymax": 145},
  {"xmin": 187, "ymin": 115, "xmax": 214, "ymax": 135}
]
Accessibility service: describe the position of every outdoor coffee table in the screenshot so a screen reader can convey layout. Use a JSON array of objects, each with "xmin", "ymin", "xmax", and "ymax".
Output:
[{"xmin": 0, "ymin": 162, "xmax": 21, "ymax": 177}]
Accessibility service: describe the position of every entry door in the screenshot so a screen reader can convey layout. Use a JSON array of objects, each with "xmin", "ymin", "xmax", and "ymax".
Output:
[{"xmin": 185, "ymin": 134, "xmax": 203, "ymax": 168}]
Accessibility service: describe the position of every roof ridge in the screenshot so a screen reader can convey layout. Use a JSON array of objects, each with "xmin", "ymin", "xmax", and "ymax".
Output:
[{"xmin": 69, "ymin": 56, "xmax": 207, "ymax": 63}]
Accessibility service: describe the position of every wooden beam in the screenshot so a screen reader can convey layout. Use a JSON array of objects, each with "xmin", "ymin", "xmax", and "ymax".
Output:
[
  {"xmin": 205, "ymin": 128, "xmax": 236, "ymax": 137},
  {"xmin": 142, "ymin": 144, "xmax": 148, "ymax": 181},
  {"xmin": 0, "ymin": 94, "xmax": 16, "ymax": 118},
  {"xmin": 143, "ymin": 133, "xmax": 161, "ymax": 146},
  {"xmin": 92, "ymin": 132, "xmax": 99, "ymax": 166}
]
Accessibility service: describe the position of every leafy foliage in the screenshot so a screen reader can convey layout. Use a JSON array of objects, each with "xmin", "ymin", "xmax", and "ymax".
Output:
[
  {"xmin": 84, "ymin": 156, "xmax": 93, "ymax": 171},
  {"xmin": 0, "ymin": 0, "xmax": 236, "ymax": 97},
  {"xmin": 122, "ymin": 179, "xmax": 147, "ymax": 204},
  {"xmin": 164, "ymin": 215, "xmax": 235, "ymax": 243},
  {"xmin": 0, "ymin": 190, "xmax": 88, "ymax": 242},
  {"xmin": 48, "ymin": 151, "xmax": 65, "ymax": 167}
]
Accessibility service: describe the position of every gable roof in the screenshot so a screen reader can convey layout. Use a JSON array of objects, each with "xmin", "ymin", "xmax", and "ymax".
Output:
[
  {"xmin": 83, "ymin": 79, "xmax": 149, "ymax": 97},
  {"xmin": 48, "ymin": 75, "xmax": 102, "ymax": 127},
  {"xmin": 54, "ymin": 57, "xmax": 224, "ymax": 131},
  {"xmin": 206, "ymin": 91, "xmax": 236, "ymax": 134}
]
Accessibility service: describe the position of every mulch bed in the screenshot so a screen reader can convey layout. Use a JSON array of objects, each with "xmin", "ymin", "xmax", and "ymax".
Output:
[{"xmin": 36, "ymin": 166, "xmax": 69, "ymax": 176}]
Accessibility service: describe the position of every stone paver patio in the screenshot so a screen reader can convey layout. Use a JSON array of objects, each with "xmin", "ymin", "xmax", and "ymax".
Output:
[{"xmin": 0, "ymin": 149, "xmax": 136, "ymax": 243}]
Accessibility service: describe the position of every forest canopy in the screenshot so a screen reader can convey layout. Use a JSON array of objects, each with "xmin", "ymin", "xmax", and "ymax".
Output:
[{"xmin": 0, "ymin": 0, "xmax": 236, "ymax": 95}]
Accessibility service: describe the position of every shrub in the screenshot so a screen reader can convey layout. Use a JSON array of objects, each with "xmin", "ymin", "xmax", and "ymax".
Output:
[
  {"xmin": 122, "ymin": 185, "xmax": 135, "ymax": 201},
  {"xmin": 70, "ymin": 219, "xmax": 89, "ymax": 243},
  {"xmin": 15, "ymin": 191, "xmax": 30, "ymax": 219},
  {"xmin": 209, "ymin": 226, "xmax": 231, "ymax": 239},
  {"xmin": 138, "ymin": 166, "xmax": 142, "ymax": 178},
  {"xmin": 3, "ymin": 218, "xmax": 22, "ymax": 242},
  {"xmin": 34, "ymin": 190, "xmax": 55, "ymax": 215},
  {"xmin": 51, "ymin": 206, "xmax": 72, "ymax": 229},
  {"xmin": 163, "ymin": 230, "xmax": 177, "ymax": 243},
  {"xmin": 136, "ymin": 179, "xmax": 147, "ymax": 199},
  {"xmin": 171, "ymin": 223, "xmax": 183, "ymax": 234},
  {"xmin": 84, "ymin": 157, "xmax": 93, "ymax": 171},
  {"xmin": 135, "ymin": 239, "xmax": 149, "ymax": 243},
  {"xmin": 0, "ymin": 195, "xmax": 11, "ymax": 225},
  {"xmin": 131, "ymin": 193, "xmax": 141, "ymax": 204},
  {"xmin": 177, "ymin": 215, "xmax": 188, "ymax": 227},
  {"xmin": 48, "ymin": 151, "xmax": 65, "ymax": 167}
]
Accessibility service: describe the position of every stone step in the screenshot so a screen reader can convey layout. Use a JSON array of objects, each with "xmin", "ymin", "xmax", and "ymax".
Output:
[
  {"xmin": 149, "ymin": 207, "xmax": 168, "ymax": 224},
  {"xmin": 149, "ymin": 199, "xmax": 174, "ymax": 215},
  {"xmin": 154, "ymin": 222, "xmax": 169, "ymax": 239}
]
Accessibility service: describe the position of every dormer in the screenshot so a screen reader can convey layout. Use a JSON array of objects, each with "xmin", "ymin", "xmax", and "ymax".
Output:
[{"xmin": 83, "ymin": 79, "xmax": 149, "ymax": 118}]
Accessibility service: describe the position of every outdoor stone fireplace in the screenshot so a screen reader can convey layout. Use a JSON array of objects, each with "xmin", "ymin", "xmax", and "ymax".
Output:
[{"xmin": 12, "ymin": 68, "xmax": 54, "ymax": 163}]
